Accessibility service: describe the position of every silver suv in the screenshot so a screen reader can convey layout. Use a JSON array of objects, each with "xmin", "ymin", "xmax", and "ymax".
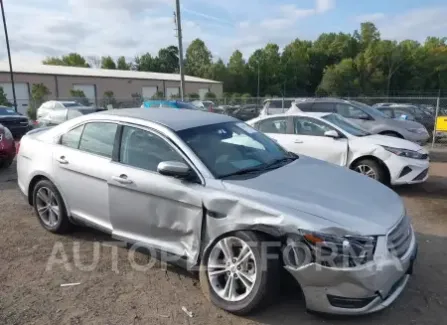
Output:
[{"xmin": 288, "ymin": 98, "xmax": 430, "ymax": 144}]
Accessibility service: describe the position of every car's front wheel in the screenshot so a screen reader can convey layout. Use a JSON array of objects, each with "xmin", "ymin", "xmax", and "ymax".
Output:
[
  {"xmin": 199, "ymin": 231, "xmax": 279, "ymax": 315},
  {"xmin": 32, "ymin": 179, "xmax": 72, "ymax": 233},
  {"xmin": 352, "ymin": 159, "xmax": 387, "ymax": 184}
]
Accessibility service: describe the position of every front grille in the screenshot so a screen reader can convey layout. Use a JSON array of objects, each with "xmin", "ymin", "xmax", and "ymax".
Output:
[
  {"xmin": 387, "ymin": 216, "xmax": 412, "ymax": 259},
  {"xmin": 413, "ymin": 168, "xmax": 428, "ymax": 181},
  {"xmin": 0, "ymin": 119, "xmax": 28, "ymax": 127}
]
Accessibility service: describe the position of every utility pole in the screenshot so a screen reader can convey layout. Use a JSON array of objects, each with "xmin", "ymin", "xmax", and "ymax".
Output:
[
  {"xmin": 257, "ymin": 62, "xmax": 260, "ymax": 109},
  {"xmin": 0, "ymin": 0, "xmax": 17, "ymax": 111},
  {"xmin": 174, "ymin": 0, "xmax": 185, "ymax": 101}
]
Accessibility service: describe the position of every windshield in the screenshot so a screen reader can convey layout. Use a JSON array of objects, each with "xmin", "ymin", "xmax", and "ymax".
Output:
[
  {"xmin": 349, "ymin": 100, "xmax": 389, "ymax": 119},
  {"xmin": 177, "ymin": 121, "xmax": 292, "ymax": 178},
  {"xmin": 176, "ymin": 101, "xmax": 199, "ymax": 109},
  {"xmin": 0, "ymin": 107, "xmax": 19, "ymax": 116},
  {"xmin": 323, "ymin": 113, "xmax": 370, "ymax": 136}
]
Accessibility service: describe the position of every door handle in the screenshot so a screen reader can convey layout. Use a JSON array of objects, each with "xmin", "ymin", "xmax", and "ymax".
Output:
[
  {"xmin": 112, "ymin": 175, "xmax": 133, "ymax": 184},
  {"xmin": 293, "ymin": 139, "xmax": 303, "ymax": 143},
  {"xmin": 56, "ymin": 156, "xmax": 69, "ymax": 164}
]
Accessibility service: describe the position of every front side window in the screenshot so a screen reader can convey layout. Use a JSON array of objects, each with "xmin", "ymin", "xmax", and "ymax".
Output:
[
  {"xmin": 311, "ymin": 103, "xmax": 335, "ymax": 113},
  {"xmin": 60, "ymin": 124, "xmax": 84, "ymax": 149},
  {"xmin": 394, "ymin": 109, "xmax": 416, "ymax": 121},
  {"xmin": 322, "ymin": 114, "xmax": 370, "ymax": 136},
  {"xmin": 177, "ymin": 121, "xmax": 290, "ymax": 178},
  {"xmin": 120, "ymin": 126, "xmax": 184, "ymax": 172},
  {"xmin": 378, "ymin": 108, "xmax": 394, "ymax": 118},
  {"xmin": 294, "ymin": 117, "xmax": 335, "ymax": 136},
  {"xmin": 257, "ymin": 117, "xmax": 287, "ymax": 134},
  {"xmin": 336, "ymin": 104, "xmax": 370, "ymax": 119},
  {"xmin": 78, "ymin": 122, "xmax": 117, "ymax": 158}
]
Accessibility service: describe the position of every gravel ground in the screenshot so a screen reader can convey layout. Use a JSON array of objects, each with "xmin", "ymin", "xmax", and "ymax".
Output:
[{"xmin": 0, "ymin": 162, "xmax": 446, "ymax": 325}]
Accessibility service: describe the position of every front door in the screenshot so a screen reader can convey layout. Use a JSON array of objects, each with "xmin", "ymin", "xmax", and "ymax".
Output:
[
  {"xmin": 335, "ymin": 103, "xmax": 376, "ymax": 132},
  {"xmin": 53, "ymin": 121, "xmax": 118, "ymax": 232},
  {"xmin": 290, "ymin": 116, "xmax": 348, "ymax": 165},
  {"xmin": 108, "ymin": 125, "xmax": 204, "ymax": 263}
]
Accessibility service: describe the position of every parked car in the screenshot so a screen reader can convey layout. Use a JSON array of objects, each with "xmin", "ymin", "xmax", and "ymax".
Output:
[
  {"xmin": 37, "ymin": 101, "xmax": 87, "ymax": 121},
  {"xmin": 37, "ymin": 106, "xmax": 105, "ymax": 127},
  {"xmin": 288, "ymin": 98, "xmax": 430, "ymax": 145},
  {"xmin": 260, "ymin": 98, "xmax": 294, "ymax": 115},
  {"xmin": 230, "ymin": 104, "xmax": 261, "ymax": 121},
  {"xmin": 141, "ymin": 100, "xmax": 198, "ymax": 110},
  {"xmin": 373, "ymin": 103, "xmax": 435, "ymax": 133},
  {"xmin": 247, "ymin": 112, "xmax": 429, "ymax": 185},
  {"xmin": 0, "ymin": 124, "xmax": 16, "ymax": 168},
  {"xmin": 18, "ymin": 108, "xmax": 417, "ymax": 315},
  {"xmin": 191, "ymin": 100, "xmax": 216, "ymax": 112},
  {"xmin": 0, "ymin": 106, "xmax": 31, "ymax": 138}
]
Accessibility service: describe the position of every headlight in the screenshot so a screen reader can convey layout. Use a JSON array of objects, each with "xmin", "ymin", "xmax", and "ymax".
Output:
[
  {"xmin": 407, "ymin": 127, "xmax": 427, "ymax": 134},
  {"xmin": 286, "ymin": 230, "xmax": 376, "ymax": 268},
  {"xmin": 382, "ymin": 145, "xmax": 426, "ymax": 159}
]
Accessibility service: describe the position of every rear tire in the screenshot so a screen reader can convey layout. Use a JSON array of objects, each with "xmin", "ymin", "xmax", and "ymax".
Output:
[
  {"xmin": 32, "ymin": 180, "xmax": 72, "ymax": 234},
  {"xmin": 352, "ymin": 159, "xmax": 387, "ymax": 184},
  {"xmin": 199, "ymin": 231, "xmax": 280, "ymax": 315}
]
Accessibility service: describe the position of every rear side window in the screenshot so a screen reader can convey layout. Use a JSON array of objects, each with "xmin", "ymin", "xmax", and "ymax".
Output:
[
  {"xmin": 295, "ymin": 102, "xmax": 313, "ymax": 112},
  {"xmin": 378, "ymin": 108, "xmax": 393, "ymax": 118},
  {"xmin": 311, "ymin": 103, "xmax": 335, "ymax": 112},
  {"xmin": 258, "ymin": 117, "xmax": 288, "ymax": 134},
  {"xmin": 60, "ymin": 125, "xmax": 84, "ymax": 149},
  {"xmin": 78, "ymin": 122, "xmax": 118, "ymax": 158}
]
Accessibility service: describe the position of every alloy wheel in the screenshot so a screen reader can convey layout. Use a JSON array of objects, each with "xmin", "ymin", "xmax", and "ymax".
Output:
[
  {"xmin": 207, "ymin": 237, "xmax": 257, "ymax": 302},
  {"xmin": 35, "ymin": 187, "xmax": 60, "ymax": 228},
  {"xmin": 354, "ymin": 164, "xmax": 377, "ymax": 179}
]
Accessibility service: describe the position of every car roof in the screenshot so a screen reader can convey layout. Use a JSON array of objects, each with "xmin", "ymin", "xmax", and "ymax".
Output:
[{"xmin": 97, "ymin": 108, "xmax": 237, "ymax": 131}]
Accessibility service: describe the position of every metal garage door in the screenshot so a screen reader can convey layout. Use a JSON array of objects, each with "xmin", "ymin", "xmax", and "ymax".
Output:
[
  {"xmin": 142, "ymin": 86, "xmax": 157, "ymax": 99},
  {"xmin": 166, "ymin": 87, "xmax": 180, "ymax": 99},
  {"xmin": 0, "ymin": 83, "xmax": 29, "ymax": 115},
  {"xmin": 73, "ymin": 84, "xmax": 96, "ymax": 105}
]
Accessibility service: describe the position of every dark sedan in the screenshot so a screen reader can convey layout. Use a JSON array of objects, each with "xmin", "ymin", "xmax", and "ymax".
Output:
[
  {"xmin": 0, "ymin": 106, "xmax": 30, "ymax": 138},
  {"xmin": 375, "ymin": 104, "xmax": 435, "ymax": 134}
]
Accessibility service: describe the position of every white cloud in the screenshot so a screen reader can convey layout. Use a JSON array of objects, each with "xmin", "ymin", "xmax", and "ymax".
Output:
[
  {"xmin": 355, "ymin": 12, "xmax": 386, "ymax": 23},
  {"xmin": 377, "ymin": 7, "xmax": 447, "ymax": 41},
  {"xmin": 316, "ymin": 0, "xmax": 335, "ymax": 13}
]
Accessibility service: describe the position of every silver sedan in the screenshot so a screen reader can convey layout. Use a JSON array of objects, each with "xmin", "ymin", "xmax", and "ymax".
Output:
[{"xmin": 17, "ymin": 108, "xmax": 417, "ymax": 315}]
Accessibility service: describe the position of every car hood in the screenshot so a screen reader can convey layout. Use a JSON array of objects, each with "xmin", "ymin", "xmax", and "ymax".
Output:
[
  {"xmin": 358, "ymin": 134, "xmax": 425, "ymax": 152},
  {"xmin": 221, "ymin": 156, "xmax": 404, "ymax": 235}
]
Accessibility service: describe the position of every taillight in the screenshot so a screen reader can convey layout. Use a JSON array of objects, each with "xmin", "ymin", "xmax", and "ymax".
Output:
[{"xmin": 208, "ymin": 105, "xmax": 214, "ymax": 112}]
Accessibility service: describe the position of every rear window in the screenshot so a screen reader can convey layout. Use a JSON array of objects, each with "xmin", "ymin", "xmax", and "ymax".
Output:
[
  {"xmin": 63, "ymin": 102, "xmax": 84, "ymax": 108},
  {"xmin": 295, "ymin": 102, "xmax": 313, "ymax": 112},
  {"xmin": 268, "ymin": 100, "xmax": 292, "ymax": 109}
]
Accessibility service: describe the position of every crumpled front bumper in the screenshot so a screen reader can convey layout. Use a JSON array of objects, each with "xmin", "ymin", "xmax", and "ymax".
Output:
[{"xmin": 285, "ymin": 230, "xmax": 417, "ymax": 315}]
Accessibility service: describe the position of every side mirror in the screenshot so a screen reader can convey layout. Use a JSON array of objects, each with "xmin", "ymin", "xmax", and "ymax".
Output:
[
  {"xmin": 157, "ymin": 161, "xmax": 191, "ymax": 178},
  {"xmin": 324, "ymin": 130, "xmax": 339, "ymax": 138}
]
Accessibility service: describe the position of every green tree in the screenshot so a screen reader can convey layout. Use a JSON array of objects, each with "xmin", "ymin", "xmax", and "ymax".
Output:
[
  {"xmin": 188, "ymin": 93, "xmax": 200, "ymax": 100},
  {"xmin": 102, "ymin": 91, "xmax": 118, "ymax": 108},
  {"xmin": 204, "ymin": 92, "xmax": 216, "ymax": 100},
  {"xmin": 0, "ymin": 86, "xmax": 11, "ymax": 106},
  {"xmin": 206, "ymin": 59, "xmax": 227, "ymax": 83},
  {"xmin": 101, "ymin": 56, "xmax": 117, "ymax": 69},
  {"xmin": 226, "ymin": 50, "xmax": 247, "ymax": 94},
  {"xmin": 185, "ymin": 39, "xmax": 212, "ymax": 77},
  {"xmin": 317, "ymin": 58, "xmax": 361, "ymax": 96},
  {"xmin": 157, "ymin": 46, "xmax": 179, "ymax": 73},
  {"xmin": 117, "ymin": 56, "xmax": 131, "ymax": 70},
  {"xmin": 43, "ymin": 53, "xmax": 90, "ymax": 67},
  {"xmin": 134, "ymin": 53, "xmax": 159, "ymax": 71},
  {"xmin": 28, "ymin": 83, "xmax": 51, "ymax": 119}
]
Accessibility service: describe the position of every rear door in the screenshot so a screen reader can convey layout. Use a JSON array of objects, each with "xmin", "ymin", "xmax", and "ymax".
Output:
[
  {"xmin": 335, "ymin": 103, "xmax": 376, "ymax": 131},
  {"xmin": 108, "ymin": 124, "xmax": 204, "ymax": 263},
  {"xmin": 290, "ymin": 116, "xmax": 348, "ymax": 165},
  {"xmin": 52, "ymin": 121, "xmax": 118, "ymax": 232},
  {"xmin": 256, "ymin": 116, "xmax": 295, "ymax": 147}
]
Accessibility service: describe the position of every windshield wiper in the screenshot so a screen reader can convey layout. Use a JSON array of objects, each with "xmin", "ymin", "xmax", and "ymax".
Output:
[
  {"xmin": 263, "ymin": 155, "xmax": 297, "ymax": 169},
  {"xmin": 220, "ymin": 165, "xmax": 270, "ymax": 178}
]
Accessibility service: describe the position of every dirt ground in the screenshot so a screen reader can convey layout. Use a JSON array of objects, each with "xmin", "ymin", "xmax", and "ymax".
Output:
[{"xmin": 0, "ymin": 162, "xmax": 446, "ymax": 325}]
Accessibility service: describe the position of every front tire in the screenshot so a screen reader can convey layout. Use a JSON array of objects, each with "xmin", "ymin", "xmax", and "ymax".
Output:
[
  {"xmin": 32, "ymin": 180, "xmax": 72, "ymax": 233},
  {"xmin": 352, "ymin": 159, "xmax": 387, "ymax": 184},
  {"xmin": 199, "ymin": 231, "xmax": 280, "ymax": 315}
]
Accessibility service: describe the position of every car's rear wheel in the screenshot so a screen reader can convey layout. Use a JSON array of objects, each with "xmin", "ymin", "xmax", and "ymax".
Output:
[
  {"xmin": 32, "ymin": 180, "xmax": 72, "ymax": 233},
  {"xmin": 199, "ymin": 231, "xmax": 279, "ymax": 315},
  {"xmin": 352, "ymin": 159, "xmax": 387, "ymax": 184}
]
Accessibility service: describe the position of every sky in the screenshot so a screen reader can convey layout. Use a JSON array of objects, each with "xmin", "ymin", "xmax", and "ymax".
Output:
[{"xmin": 0, "ymin": 0, "xmax": 446, "ymax": 65}]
